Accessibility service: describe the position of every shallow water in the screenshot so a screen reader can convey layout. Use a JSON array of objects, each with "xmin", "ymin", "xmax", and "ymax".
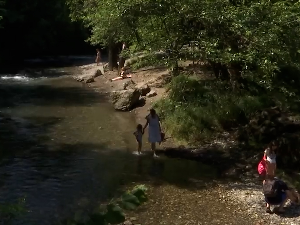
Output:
[{"xmin": 0, "ymin": 63, "xmax": 251, "ymax": 225}]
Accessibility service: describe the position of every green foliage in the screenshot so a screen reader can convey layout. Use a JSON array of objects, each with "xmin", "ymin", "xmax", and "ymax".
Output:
[
  {"xmin": 0, "ymin": 198, "xmax": 26, "ymax": 224},
  {"xmin": 105, "ymin": 203, "xmax": 125, "ymax": 224},
  {"xmin": 126, "ymin": 52, "xmax": 167, "ymax": 70},
  {"xmin": 61, "ymin": 185, "xmax": 148, "ymax": 225},
  {"xmin": 67, "ymin": 0, "xmax": 300, "ymax": 80},
  {"xmin": 155, "ymin": 75, "xmax": 274, "ymax": 143}
]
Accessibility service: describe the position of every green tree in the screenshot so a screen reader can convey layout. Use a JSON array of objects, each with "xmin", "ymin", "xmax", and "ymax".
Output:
[{"xmin": 68, "ymin": 0, "xmax": 300, "ymax": 83}]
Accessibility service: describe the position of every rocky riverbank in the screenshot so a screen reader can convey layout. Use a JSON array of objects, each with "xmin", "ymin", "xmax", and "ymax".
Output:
[
  {"xmin": 72, "ymin": 62, "xmax": 300, "ymax": 225},
  {"xmin": 72, "ymin": 63, "xmax": 176, "ymax": 149}
]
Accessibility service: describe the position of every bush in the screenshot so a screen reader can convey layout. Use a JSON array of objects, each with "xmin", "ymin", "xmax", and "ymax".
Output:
[
  {"xmin": 155, "ymin": 75, "xmax": 274, "ymax": 144},
  {"xmin": 60, "ymin": 185, "xmax": 148, "ymax": 225},
  {"xmin": 126, "ymin": 52, "xmax": 167, "ymax": 70}
]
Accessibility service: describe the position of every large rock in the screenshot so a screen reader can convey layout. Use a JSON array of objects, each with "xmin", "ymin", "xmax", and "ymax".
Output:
[
  {"xmin": 146, "ymin": 73, "xmax": 172, "ymax": 88},
  {"xmin": 73, "ymin": 67, "xmax": 103, "ymax": 83},
  {"xmin": 85, "ymin": 77, "xmax": 94, "ymax": 83},
  {"xmin": 123, "ymin": 80, "xmax": 136, "ymax": 90},
  {"xmin": 111, "ymin": 89, "xmax": 141, "ymax": 111},
  {"xmin": 136, "ymin": 82, "xmax": 151, "ymax": 96},
  {"xmin": 146, "ymin": 90, "xmax": 157, "ymax": 98}
]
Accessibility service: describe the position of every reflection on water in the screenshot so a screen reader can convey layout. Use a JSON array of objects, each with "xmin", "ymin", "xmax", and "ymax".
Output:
[{"xmin": 0, "ymin": 69, "xmax": 220, "ymax": 225}]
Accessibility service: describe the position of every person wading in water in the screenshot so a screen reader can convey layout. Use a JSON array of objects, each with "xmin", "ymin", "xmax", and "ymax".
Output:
[{"xmin": 143, "ymin": 109, "xmax": 162, "ymax": 158}]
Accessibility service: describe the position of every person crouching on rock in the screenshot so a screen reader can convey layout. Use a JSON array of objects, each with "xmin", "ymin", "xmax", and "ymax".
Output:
[
  {"xmin": 264, "ymin": 140, "xmax": 278, "ymax": 177},
  {"xmin": 263, "ymin": 175, "xmax": 300, "ymax": 214}
]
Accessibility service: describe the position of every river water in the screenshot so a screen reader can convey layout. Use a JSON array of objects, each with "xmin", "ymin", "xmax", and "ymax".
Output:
[{"xmin": 0, "ymin": 60, "xmax": 252, "ymax": 225}]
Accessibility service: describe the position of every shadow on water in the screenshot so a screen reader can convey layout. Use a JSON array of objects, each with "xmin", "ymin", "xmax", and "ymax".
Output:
[
  {"xmin": 0, "ymin": 112, "xmax": 220, "ymax": 225},
  {"xmin": 0, "ymin": 81, "xmax": 108, "ymax": 109},
  {"xmin": 0, "ymin": 143, "xmax": 219, "ymax": 224}
]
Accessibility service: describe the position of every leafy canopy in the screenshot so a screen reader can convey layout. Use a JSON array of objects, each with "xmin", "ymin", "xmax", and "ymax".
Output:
[{"xmin": 67, "ymin": 0, "xmax": 300, "ymax": 79}]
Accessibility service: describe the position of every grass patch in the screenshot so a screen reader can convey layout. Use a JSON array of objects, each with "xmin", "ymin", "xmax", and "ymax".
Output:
[{"xmin": 155, "ymin": 75, "xmax": 274, "ymax": 144}]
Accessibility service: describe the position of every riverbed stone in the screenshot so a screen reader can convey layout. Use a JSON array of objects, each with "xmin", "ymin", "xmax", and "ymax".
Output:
[
  {"xmin": 85, "ymin": 77, "xmax": 94, "ymax": 83},
  {"xmin": 111, "ymin": 89, "xmax": 141, "ymax": 111},
  {"xmin": 123, "ymin": 80, "xmax": 136, "ymax": 90},
  {"xmin": 136, "ymin": 82, "xmax": 151, "ymax": 96},
  {"xmin": 73, "ymin": 67, "xmax": 103, "ymax": 83},
  {"xmin": 146, "ymin": 90, "xmax": 157, "ymax": 98},
  {"xmin": 94, "ymin": 69, "xmax": 103, "ymax": 77}
]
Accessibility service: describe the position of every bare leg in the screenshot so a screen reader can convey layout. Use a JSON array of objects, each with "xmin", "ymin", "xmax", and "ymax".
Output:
[
  {"xmin": 151, "ymin": 142, "xmax": 158, "ymax": 157},
  {"xmin": 266, "ymin": 162, "xmax": 276, "ymax": 176},
  {"xmin": 138, "ymin": 142, "xmax": 142, "ymax": 154},
  {"xmin": 266, "ymin": 202, "xmax": 272, "ymax": 213},
  {"xmin": 286, "ymin": 189, "xmax": 300, "ymax": 204},
  {"xmin": 278, "ymin": 195, "xmax": 288, "ymax": 212}
]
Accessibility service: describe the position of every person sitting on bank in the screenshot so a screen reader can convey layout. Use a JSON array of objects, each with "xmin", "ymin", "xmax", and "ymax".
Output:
[
  {"xmin": 120, "ymin": 67, "xmax": 128, "ymax": 78},
  {"xmin": 263, "ymin": 175, "xmax": 300, "ymax": 214},
  {"xmin": 109, "ymin": 67, "xmax": 132, "ymax": 82}
]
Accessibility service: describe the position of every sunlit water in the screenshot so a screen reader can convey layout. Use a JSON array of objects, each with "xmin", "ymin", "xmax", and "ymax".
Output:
[{"xmin": 0, "ymin": 63, "xmax": 251, "ymax": 225}]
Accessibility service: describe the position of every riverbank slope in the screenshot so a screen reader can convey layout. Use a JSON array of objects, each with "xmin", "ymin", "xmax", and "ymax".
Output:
[{"xmin": 73, "ymin": 62, "xmax": 300, "ymax": 225}]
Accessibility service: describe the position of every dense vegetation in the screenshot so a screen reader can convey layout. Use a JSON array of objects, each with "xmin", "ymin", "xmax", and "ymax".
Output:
[
  {"xmin": 68, "ymin": 0, "xmax": 300, "ymax": 164},
  {"xmin": 0, "ymin": 0, "xmax": 92, "ymax": 68}
]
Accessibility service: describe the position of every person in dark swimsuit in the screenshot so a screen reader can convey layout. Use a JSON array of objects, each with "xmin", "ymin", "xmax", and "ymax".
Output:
[{"xmin": 264, "ymin": 176, "xmax": 300, "ymax": 213}]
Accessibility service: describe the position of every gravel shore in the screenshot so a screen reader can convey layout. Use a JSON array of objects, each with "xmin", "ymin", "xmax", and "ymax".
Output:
[{"xmin": 221, "ymin": 181, "xmax": 300, "ymax": 225}]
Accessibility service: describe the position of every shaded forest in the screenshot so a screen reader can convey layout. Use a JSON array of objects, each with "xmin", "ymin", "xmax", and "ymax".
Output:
[{"xmin": 0, "ymin": 0, "xmax": 93, "ymax": 69}]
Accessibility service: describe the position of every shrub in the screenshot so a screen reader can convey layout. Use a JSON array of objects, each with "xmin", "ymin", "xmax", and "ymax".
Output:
[
  {"xmin": 60, "ymin": 185, "xmax": 148, "ymax": 225},
  {"xmin": 126, "ymin": 52, "xmax": 167, "ymax": 70},
  {"xmin": 155, "ymin": 75, "xmax": 274, "ymax": 144}
]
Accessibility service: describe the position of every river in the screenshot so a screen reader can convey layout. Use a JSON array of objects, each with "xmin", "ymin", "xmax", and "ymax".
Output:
[{"xmin": 0, "ymin": 58, "xmax": 252, "ymax": 225}]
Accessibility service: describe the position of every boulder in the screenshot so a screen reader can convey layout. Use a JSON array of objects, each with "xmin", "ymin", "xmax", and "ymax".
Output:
[
  {"xmin": 146, "ymin": 73, "xmax": 172, "ymax": 88},
  {"xmin": 146, "ymin": 90, "xmax": 157, "ymax": 98},
  {"xmin": 94, "ymin": 69, "xmax": 103, "ymax": 77},
  {"xmin": 85, "ymin": 77, "xmax": 94, "ymax": 83},
  {"xmin": 123, "ymin": 80, "xmax": 136, "ymax": 90},
  {"xmin": 136, "ymin": 82, "xmax": 151, "ymax": 96},
  {"xmin": 111, "ymin": 89, "xmax": 141, "ymax": 111},
  {"xmin": 73, "ymin": 67, "xmax": 103, "ymax": 83}
]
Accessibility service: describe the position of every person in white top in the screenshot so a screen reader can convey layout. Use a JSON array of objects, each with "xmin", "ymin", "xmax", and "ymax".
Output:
[
  {"xmin": 264, "ymin": 140, "xmax": 279, "ymax": 176},
  {"xmin": 143, "ymin": 109, "xmax": 162, "ymax": 158}
]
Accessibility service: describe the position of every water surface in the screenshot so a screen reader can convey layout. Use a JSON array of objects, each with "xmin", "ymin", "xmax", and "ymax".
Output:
[{"xmin": 0, "ymin": 64, "xmax": 251, "ymax": 225}]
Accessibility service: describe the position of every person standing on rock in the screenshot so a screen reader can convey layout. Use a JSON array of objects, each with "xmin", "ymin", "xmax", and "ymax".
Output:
[
  {"xmin": 264, "ymin": 140, "xmax": 278, "ymax": 177},
  {"xmin": 143, "ymin": 108, "xmax": 162, "ymax": 158},
  {"xmin": 95, "ymin": 49, "xmax": 101, "ymax": 66}
]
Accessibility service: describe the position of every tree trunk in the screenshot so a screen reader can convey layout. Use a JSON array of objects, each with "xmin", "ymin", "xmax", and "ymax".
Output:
[
  {"xmin": 208, "ymin": 60, "xmax": 230, "ymax": 80},
  {"xmin": 227, "ymin": 62, "xmax": 242, "ymax": 90},
  {"xmin": 108, "ymin": 43, "xmax": 119, "ymax": 71},
  {"xmin": 118, "ymin": 57, "xmax": 126, "ymax": 70}
]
